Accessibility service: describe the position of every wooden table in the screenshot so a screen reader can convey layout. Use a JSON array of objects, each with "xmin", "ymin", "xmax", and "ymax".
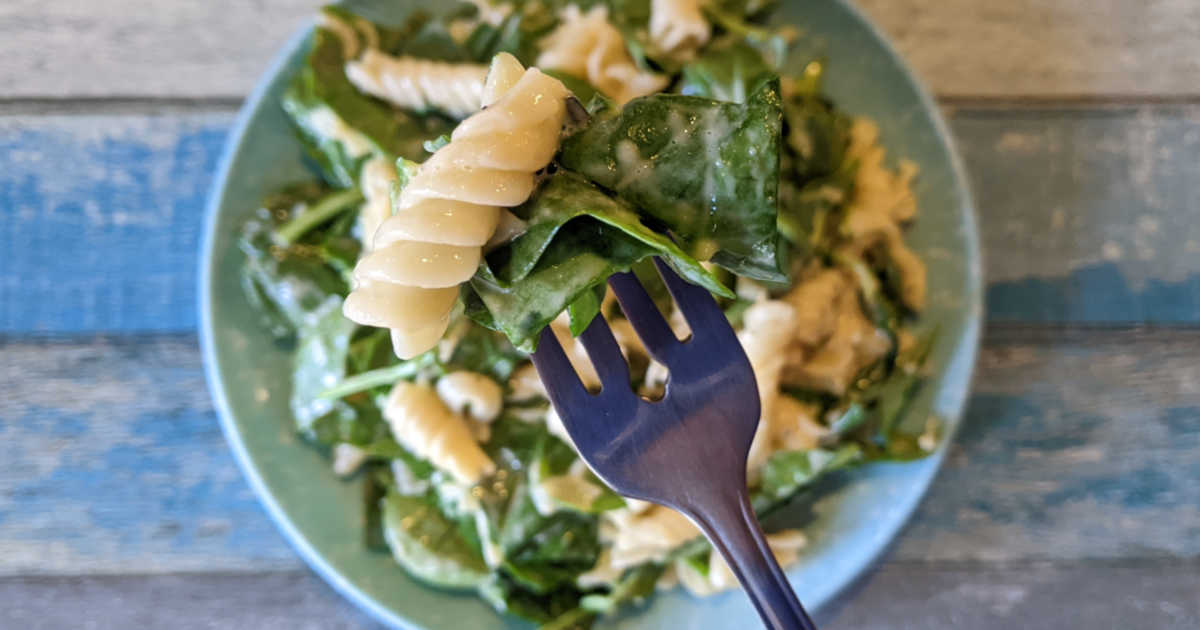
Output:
[{"xmin": 2, "ymin": 1, "xmax": 1198, "ymax": 628}]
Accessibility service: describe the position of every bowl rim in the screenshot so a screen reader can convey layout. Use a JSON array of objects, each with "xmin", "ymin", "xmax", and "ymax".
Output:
[{"xmin": 198, "ymin": 2, "xmax": 983, "ymax": 627}]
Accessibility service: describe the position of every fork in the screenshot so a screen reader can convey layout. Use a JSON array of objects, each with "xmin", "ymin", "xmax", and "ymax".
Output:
[{"xmin": 531, "ymin": 258, "xmax": 818, "ymax": 630}]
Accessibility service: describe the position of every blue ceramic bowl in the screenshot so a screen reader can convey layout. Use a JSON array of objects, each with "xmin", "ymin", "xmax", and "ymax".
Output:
[{"xmin": 200, "ymin": 1, "xmax": 982, "ymax": 627}]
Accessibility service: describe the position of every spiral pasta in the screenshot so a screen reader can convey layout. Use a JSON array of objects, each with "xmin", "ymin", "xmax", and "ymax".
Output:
[
  {"xmin": 358, "ymin": 156, "xmax": 397, "ymax": 252},
  {"xmin": 383, "ymin": 381, "xmax": 495, "ymax": 484},
  {"xmin": 343, "ymin": 53, "xmax": 571, "ymax": 359},
  {"xmin": 536, "ymin": 6, "xmax": 668, "ymax": 104},
  {"xmin": 649, "ymin": 0, "xmax": 711, "ymax": 60},
  {"xmin": 345, "ymin": 50, "xmax": 489, "ymax": 119}
]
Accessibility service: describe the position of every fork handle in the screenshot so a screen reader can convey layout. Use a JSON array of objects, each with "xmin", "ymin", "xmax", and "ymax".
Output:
[{"xmin": 688, "ymin": 492, "xmax": 818, "ymax": 630}]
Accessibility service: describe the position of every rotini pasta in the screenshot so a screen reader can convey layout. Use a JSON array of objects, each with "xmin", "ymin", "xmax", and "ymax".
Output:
[
  {"xmin": 435, "ymin": 371, "xmax": 503, "ymax": 423},
  {"xmin": 649, "ymin": 0, "xmax": 711, "ymax": 60},
  {"xmin": 780, "ymin": 274, "xmax": 892, "ymax": 395},
  {"xmin": 383, "ymin": 381, "xmax": 495, "ymax": 484},
  {"xmin": 294, "ymin": 105, "xmax": 375, "ymax": 161},
  {"xmin": 358, "ymin": 156, "xmax": 397, "ymax": 251},
  {"xmin": 342, "ymin": 53, "xmax": 571, "ymax": 358},
  {"xmin": 345, "ymin": 50, "xmax": 489, "ymax": 119},
  {"xmin": 536, "ymin": 6, "xmax": 669, "ymax": 104},
  {"xmin": 738, "ymin": 299, "xmax": 802, "ymax": 477},
  {"xmin": 604, "ymin": 504, "xmax": 700, "ymax": 570}
]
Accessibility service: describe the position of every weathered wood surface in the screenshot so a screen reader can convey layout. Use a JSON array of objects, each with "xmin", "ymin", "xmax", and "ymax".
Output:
[
  {"xmin": 3, "ymin": 1, "xmax": 1199, "ymax": 99},
  {"xmin": 4, "ymin": 106, "xmax": 1199, "ymax": 333},
  {"xmin": 2, "ymin": 562, "xmax": 1197, "ymax": 630},
  {"xmin": 4, "ymin": 0, "xmax": 1200, "ymax": 626},
  {"xmin": 2, "ymin": 328, "xmax": 1196, "ymax": 575}
]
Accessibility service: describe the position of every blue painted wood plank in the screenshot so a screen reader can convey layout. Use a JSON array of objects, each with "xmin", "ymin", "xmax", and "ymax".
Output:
[
  {"xmin": 893, "ymin": 326, "xmax": 1200, "ymax": 563},
  {"xmin": 0, "ymin": 114, "xmax": 232, "ymax": 334},
  {"xmin": 2, "ymin": 106, "xmax": 1200, "ymax": 333},
  {"xmin": 0, "ymin": 334, "xmax": 300, "ymax": 574},
  {"xmin": 0, "ymin": 329, "xmax": 1195, "ymax": 574},
  {"xmin": 951, "ymin": 105, "xmax": 1200, "ymax": 323},
  {"xmin": 1, "ymin": 565, "xmax": 1197, "ymax": 630}
]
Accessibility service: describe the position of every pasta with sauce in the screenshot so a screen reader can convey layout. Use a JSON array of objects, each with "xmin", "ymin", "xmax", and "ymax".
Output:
[
  {"xmin": 536, "ymin": 5, "xmax": 669, "ymax": 104},
  {"xmin": 342, "ymin": 53, "xmax": 571, "ymax": 358},
  {"xmin": 346, "ymin": 50, "xmax": 489, "ymax": 118},
  {"xmin": 238, "ymin": 3, "xmax": 936, "ymax": 625}
]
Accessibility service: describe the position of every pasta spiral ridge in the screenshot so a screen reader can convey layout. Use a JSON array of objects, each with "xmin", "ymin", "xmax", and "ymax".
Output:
[
  {"xmin": 343, "ymin": 53, "xmax": 571, "ymax": 359},
  {"xmin": 649, "ymin": 0, "xmax": 711, "ymax": 60},
  {"xmin": 346, "ymin": 50, "xmax": 489, "ymax": 119},
  {"xmin": 536, "ymin": 6, "xmax": 668, "ymax": 104}
]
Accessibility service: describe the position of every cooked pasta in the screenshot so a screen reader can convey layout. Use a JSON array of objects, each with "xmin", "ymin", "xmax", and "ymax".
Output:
[
  {"xmin": 739, "ymin": 299, "xmax": 803, "ymax": 477},
  {"xmin": 246, "ymin": 3, "xmax": 937, "ymax": 619},
  {"xmin": 383, "ymin": 381, "xmax": 495, "ymax": 484},
  {"xmin": 358, "ymin": 156, "xmax": 397, "ymax": 251},
  {"xmin": 345, "ymin": 50, "xmax": 488, "ymax": 119},
  {"xmin": 435, "ymin": 371, "xmax": 503, "ymax": 423},
  {"xmin": 649, "ymin": 0, "xmax": 711, "ymax": 60},
  {"xmin": 342, "ymin": 53, "xmax": 571, "ymax": 358},
  {"xmin": 604, "ymin": 504, "xmax": 701, "ymax": 570},
  {"xmin": 294, "ymin": 105, "xmax": 375, "ymax": 160},
  {"xmin": 536, "ymin": 6, "xmax": 669, "ymax": 104}
]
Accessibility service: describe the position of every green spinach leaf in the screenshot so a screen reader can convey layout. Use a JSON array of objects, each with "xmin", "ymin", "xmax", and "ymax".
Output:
[
  {"xmin": 468, "ymin": 172, "xmax": 730, "ymax": 349},
  {"xmin": 560, "ymin": 79, "xmax": 787, "ymax": 282},
  {"xmin": 382, "ymin": 491, "xmax": 490, "ymax": 589},
  {"xmin": 283, "ymin": 9, "xmax": 456, "ymax": 186},
  {"xmin": 756, "ymin": 444, "xmax": 863, "ymax": 504},
  {"xmin": 678, "ymin": 39, "xmax": 773, "ymax": 103},
  {"xmin": 238, "ymin": 183, "xmax": 355, "ymax": 339}
]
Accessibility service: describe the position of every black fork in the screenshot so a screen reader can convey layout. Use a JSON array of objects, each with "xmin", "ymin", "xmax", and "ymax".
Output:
[{"xmin": 531, "ymin": 259, "xmax": 817, "ymax": 630}]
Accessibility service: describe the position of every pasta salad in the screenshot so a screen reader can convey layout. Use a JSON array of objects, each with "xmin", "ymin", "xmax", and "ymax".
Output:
[{"xmin": 238, "ymin": 1, "xmax": 937, "ymax": 626}]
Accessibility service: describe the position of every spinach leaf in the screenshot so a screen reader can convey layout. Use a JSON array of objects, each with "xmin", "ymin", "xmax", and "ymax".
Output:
[
  {"xmin": 559, "ymin": 79, "xmax": 787, "ymax": 283},
  {"xmin": 468, "ymin": 172, "xmax": 730, "ymax": 350},
  {"xmin": 678, "ymin": 39, "xmax": 773, "ymax": 103},
  {"xmin": 756, "ymin": 444, "xmax": 863, "ymax": 504},
  {"xmin": 566, "ymin": 284, "xmax": 607, "ymax": 336},
  {"xmin": 290, "ymin": 298, "xmax": 358, "ymax": 435},
  {"xmin": 776, "ymin": 62, "xmax": 855, "ymax": 254},
  {"xmin": 783, "ymin": 63, "xmax": 853, "ymax": 182},
  {"xmin": 381, "ymin": 491, "xmax": 491, "ymax": 589},
  {"xmin": 283, "ymin": 9, "xmax": 456, "ymax": 186},
  {"xmin": 444, "ymin": 322, "xmax": 529, "ymax": 383},
  {"xmin": 479, "ymin": 573, "xmax": 586, "ymax": 625},
  {"xmin": 541, "ymin": 562, "xmax": 664, "ymax": 628},
  {"xmin": 579, "ymin": 563, "xmax": 664, "ymax": 615},
  {"xmin": 703, "ymin": 2, "xmax": 789, "ymax": 68},
  {"xmin": 464, "ymin": 5, "xmax": 561, "ymax": 65},
  {"xmin": 238, "ymin": 183, "xmax": 355, "ymax": 339}
]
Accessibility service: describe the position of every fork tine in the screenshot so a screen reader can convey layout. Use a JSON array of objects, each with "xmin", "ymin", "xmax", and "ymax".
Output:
[
  {"xmin": 653, "ymin": 258, "xmax": 730, "ymax": 335},
  {"xmin": 530, "ymin": 327, "xmax": 591, "ymax": 409},
  {"xmin": 608, "ymin": 271, "xmax": 679, "ymax": 363},
  {"xmin": 577, "ymin": 314, "xmax": 632, "ymax": 392}
]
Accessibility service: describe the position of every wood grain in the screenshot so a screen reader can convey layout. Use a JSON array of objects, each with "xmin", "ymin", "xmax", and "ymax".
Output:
[
  {"xmin": 4, "ymin": 107, "xmax": 1198, "ymax": 333},
  {"xmin": 2, "ymin": 1, "xmax": 1198, "ymax": 99},
  {"xmin": 855, "ymin": 0, "xmax": 1200, "ymax": 99},
  {"xmin": 0, "ymin": 335, "xmax": 302, "ymax": 575},
  {"xmin": 1, "ymin": 328, "xmax": 1196, "ymax": 575},
  {"xmin": 0, "ymin": 562, "xmax": 1196, "ymax": 629}
]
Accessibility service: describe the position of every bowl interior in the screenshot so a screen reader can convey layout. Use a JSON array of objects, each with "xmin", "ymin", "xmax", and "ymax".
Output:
[{"xmin": 200, "ymin": 1, "xmax": 981, "ymax": 628}]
